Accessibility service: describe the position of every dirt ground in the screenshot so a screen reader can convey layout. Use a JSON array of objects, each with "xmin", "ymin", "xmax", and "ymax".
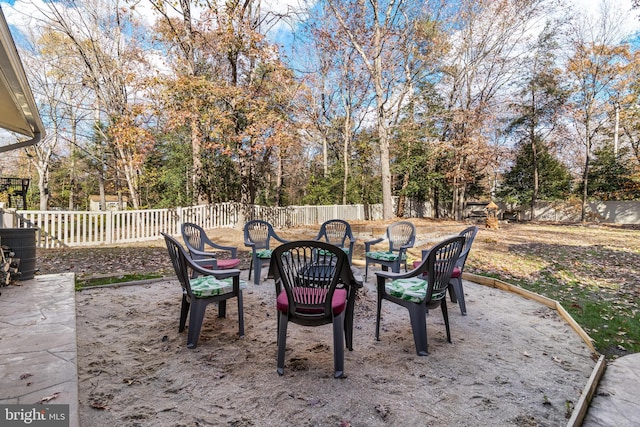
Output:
[
  {"xmin": 34, "ymin": 219, "xmax": 611, "ymax": 425},
  {"xmin": 74, "ymin": 272, "xmax": 595, "ymax": 426}
]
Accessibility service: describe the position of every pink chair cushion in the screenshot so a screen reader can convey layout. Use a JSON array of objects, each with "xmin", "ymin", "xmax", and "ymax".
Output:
[
  {"xmin": 199, "ymin": 258, "xmax": 241, "ymax": 270},
  {"xmin": 451, "ymin": 266, "xmax": 461, "ymax": 278},
  {"xmin": 277, "ymin": 288, "xmax": 347, "ymax": 315},
  {"xmin": 217, "ymin": 259, "xmax": 241, "ymax": 269}
]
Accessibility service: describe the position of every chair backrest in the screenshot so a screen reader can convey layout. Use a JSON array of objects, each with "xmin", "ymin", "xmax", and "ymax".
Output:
[
  {"xmin": 424, "ymin": 236, "xmax": 464, "ymax": 302},
  {"xmin": 457, "ymin": 226, "xmax": 478, "ymax": 268},
  {"xmin": 386, "ymin": 221, "xmax": 416, "ymax": 252},
  {"xmin": 182, "ymin": 222, "xmax": 206, "ymax": 252},
  {"xmin": 270, "ymin": 240, "xmax": 352, "ymax": 322},
  {"xmin": 162, "ymin": 232, "xmax": 193, "ymax": 296},
  {"xmin": 244, "ymin": 220, "xmax": 275, "ymax": 250},
  {"xmin": 317, "ymin": 219, "xmax": 354, "ymax": 248}
]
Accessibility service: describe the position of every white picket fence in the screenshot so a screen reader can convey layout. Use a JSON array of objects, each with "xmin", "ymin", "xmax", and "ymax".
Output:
[
  {"xmin": 1, "ymin": 202, "xmax": 383, "ymax": 248},
  {"xmin": 4, "ymin": 199, "xmax": 639, "ymax": 249}
]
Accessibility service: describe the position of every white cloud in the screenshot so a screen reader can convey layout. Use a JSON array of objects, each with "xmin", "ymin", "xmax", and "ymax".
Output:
[
  {"xmin": 2, "ymin": 0, "xmax": 50, "ymax": 33},
  {"xmin": 570, "ymin": 0, "xmax": 639, "ymax": 39}
]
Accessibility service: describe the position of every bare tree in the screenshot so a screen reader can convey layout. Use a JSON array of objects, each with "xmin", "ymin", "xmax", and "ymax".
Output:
[
  {"xmin": 564, "ymin": 0, "xmax": 635, "ymax": 220},
  {"xmin": 30, "ymin": 0, "xmax": 152, "ymax": 209},
  {"xmin": 324, "ymin": 0, "xmax": 432, "ymax": 219},
  {"xmin": 435, "ymin": 0, "xmax": 556, "ymax": 220},
  {"xmin": 296, "ymin": 8, "xmax": 372, "ymax": 205}
]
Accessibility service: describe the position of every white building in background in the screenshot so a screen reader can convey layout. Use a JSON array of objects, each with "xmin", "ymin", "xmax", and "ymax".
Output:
[{"xmin": 88, "ymin": 195, "xmax": 129, "ymax": 211}]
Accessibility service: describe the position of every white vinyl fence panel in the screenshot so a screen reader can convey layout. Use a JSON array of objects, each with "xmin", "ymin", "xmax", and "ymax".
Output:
[
  {"xmin": 2, "ymin": 199, "xmax": 639, "ymax": 249},
  {"xmin": 3, "ymin": 202, "xmax": 383, "ymax": 248}
]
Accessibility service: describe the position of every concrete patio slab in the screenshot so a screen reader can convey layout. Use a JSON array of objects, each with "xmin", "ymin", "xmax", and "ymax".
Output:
[{"xmin": 0, "ymin": 273, "xmax": 78, "ymax": 427}]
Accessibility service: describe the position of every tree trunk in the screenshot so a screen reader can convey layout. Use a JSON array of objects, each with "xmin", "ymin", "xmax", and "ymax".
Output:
[
  {"xmin": 342, "ymin": 109, "xmax": 351, "ymax": 205},
  {"xmin": 581, "ymin": 150, "xmax": 590, "ymax": 222},
  {"xmin": 68, "ymin": 113, "xmax": 78, "ymax": 210},
  {"xmin": 530, "ymin": 124, "xmax": 538, "ymax": 221},
  {"xmin": 396, "ymin": 175, "xmax": 409, "ymax": 218},
  {"xmin": 276, "ymin": 147, "xmax": 283, "ymax": 207},
  {"xmin": 39, "ymin": 171, "xmax": 49, "ymax": 211},
  {"xmin": 190, "ymin": 117, "xmax": 204, "ymax": 204},
  {"xmin": 98, "ymin": 171, "xmax": 106, "ymax": 211}
]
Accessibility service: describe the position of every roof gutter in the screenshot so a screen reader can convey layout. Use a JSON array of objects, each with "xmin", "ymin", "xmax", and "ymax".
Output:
[{"xmin": 0, "ymin": 5, "xmax": 45, "ymax": 153}]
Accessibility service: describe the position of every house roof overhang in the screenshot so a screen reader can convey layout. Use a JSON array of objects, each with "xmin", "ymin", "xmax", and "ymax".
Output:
[{"xmin": 0, "ymin": 6, "xmax": 45, "ymax": 153}]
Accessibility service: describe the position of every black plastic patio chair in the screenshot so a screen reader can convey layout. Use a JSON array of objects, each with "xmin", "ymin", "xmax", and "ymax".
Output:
[
  {"xmin": 375, "ymin": 235, "xmax": 464, "ymax": 356},
  {"xmin": 181, "ymin": 222, "xmax": 241, "ymax": 270},
  {"xmin": 269, "ymin": 240, "xmax": 362, "ymax": 378},
  {"xmin": 243, "ymin": 220, "xmax": 289, "ymax": 285},
  {"xmin": 162, "ymin": 232, "xmax": 244, "ymax": 349}
]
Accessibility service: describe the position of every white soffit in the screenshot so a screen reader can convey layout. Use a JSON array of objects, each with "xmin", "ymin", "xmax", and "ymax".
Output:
[{"xmin": 0, "ymin": 6, "xmax": 45, "ymax": 153}]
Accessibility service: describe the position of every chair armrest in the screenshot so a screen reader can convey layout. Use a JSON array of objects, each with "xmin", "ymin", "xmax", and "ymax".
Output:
[
  {"xmin": 192, "ymin": 257, "xmax": 218, "ymax": 269},
  {"xmin": 374, "ymin": 269, "xmax": 417, "ymax": 280},
  {"xmin": 190, "ymin": 261, "xmax": 241, "ymax": 279},
  {"xmin": 272, "ymin": 233, "xmax": 289, "ymax": 244},
  {"xmin": 350, "ymin": 266, "xmax": 363, "ymax": 288},
  {"xmin": 365, "ymin": 237, "xmax": 384, "ymax": 251},
  {"xmin": 201, "ymin": 236, "xmax": 238, "ymax": 257},
  {"xmin": 188, "ymin": 247, "xmax": 219, "ymax": 259}
]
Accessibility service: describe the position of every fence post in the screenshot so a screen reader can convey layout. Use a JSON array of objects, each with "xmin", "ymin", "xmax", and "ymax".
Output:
[
  {"xmin": 236, "ymin": 203, "xmax": 245, "ymax": 229},
  {"xmin": 176, "ymin": 206, "xmax": 183, "ymax": 235},
  {"xmin": 106, "ymin": 210, "xmax": 113, "ymax": 244}
]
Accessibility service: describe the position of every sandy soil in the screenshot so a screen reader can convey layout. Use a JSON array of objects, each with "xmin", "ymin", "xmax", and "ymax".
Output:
[{"xmin": 75, "ymin": 267, "xmax": 596, "ymax": 426}]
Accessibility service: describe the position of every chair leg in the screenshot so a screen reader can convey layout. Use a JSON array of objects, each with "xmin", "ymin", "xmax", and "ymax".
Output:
[
  {"xmin": 345, "ymin": 290, "xmax": 356, "ymax": 351},
  {"xmin": 253, "ymin": 259, "xmax": 262, "ymax": 285},
  {"xmin": 448, "ymin": 281, "xmax": 459, "ymax": 303},
  {"xmin": 441, "ymin": 300, "xmax": 452, "ymax": 343},
  {"xmin": 375, "ymin": 292, "xmax": 383, "ymax": 341},
  {"xmin": 237, "ymin": 292, "xmax": 245, "ymax": 337},
  {"xmin": 218, "ymin": 300, "xmax": 227, "ymax": 318},
  {"xmin": 277, "ymin": 312, "xmax": 288, "ymax": 376},
  {"xmin": 187, "ymin": 300, "xmax": 208, "ymax": 349},
  {"xmin": 407, "ymin": 304, "xmax": 428, "ymax": 356},
  {"xmin": 248, "ymin": 258, "xmax": 253, "ymax": 280},
  {"xmin": 365, "ymin": 260, "xmax": 369, "ymax": 282},
  {"xmin": 333, "ymin": 311, "xmax": 345, "ymax": 378},
  {"xmin": 455, "ymin": 278, "xmax": 466, "ymax": 315},
  {"xmin": 179, "ymin": 294, "xmax": 189, "ymax": 332}
]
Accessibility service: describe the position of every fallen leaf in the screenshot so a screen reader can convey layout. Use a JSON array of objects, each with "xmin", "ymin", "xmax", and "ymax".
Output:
[
  {"xmin": 20, "ymin": 373, "xmax": 33, "ymax": 380},
  {"xmin": 90, "ymin": 401, "xmax": 109, "ymax": 410},
  {"xmin": 39, "ymin": 392, "xmax": 60, "ymax": 403}
]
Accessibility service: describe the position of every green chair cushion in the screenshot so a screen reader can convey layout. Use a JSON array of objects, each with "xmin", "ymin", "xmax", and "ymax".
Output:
[
  {"xmin": 256, "ymin": 249, "xmax": 273, "ymax": 259},
  {"xmin": 366, "ymin": 251, "xmax": 407, "ymax": 262},
  {"xmin": 318, "ymin": 247, "xmax": 350, "ymax": 256},
  {"xmin": 385, "ymin": 277, "xmax": 428, "ymax": 303},
  {"xmin": 189, "ymin": 276, "xmax": 247, "ymax": 298}
]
